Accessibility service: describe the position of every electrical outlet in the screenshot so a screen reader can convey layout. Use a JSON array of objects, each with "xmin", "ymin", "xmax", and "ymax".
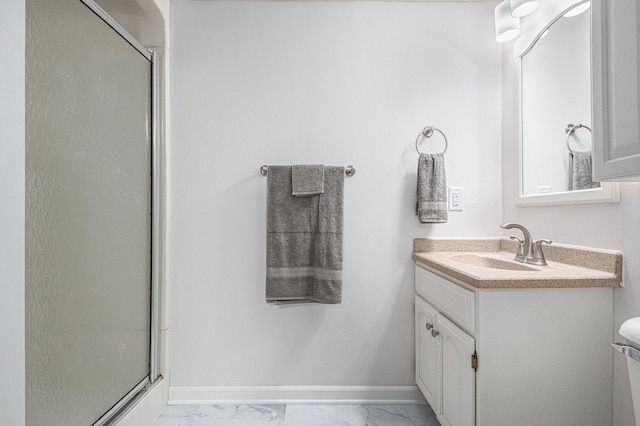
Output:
[
  {"xmin": 537, "ymin": 185, "xmax": 552, "ymax": 194},
  {"xmin": 448, "ymin": 187, "xmax": 463, "ymax": 211}
]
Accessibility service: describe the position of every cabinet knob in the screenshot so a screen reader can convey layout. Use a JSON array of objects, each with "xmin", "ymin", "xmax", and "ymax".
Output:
[
  {"xmin": 431, "ymin": 329, "xmax": 439, "ymax": 338},
  {"xmin": 425, "ymin": 322, "xmax": 433, "ymax": 330}
]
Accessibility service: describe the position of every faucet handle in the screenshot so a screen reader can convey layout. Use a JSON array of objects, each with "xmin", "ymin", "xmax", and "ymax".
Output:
[
  {"xmin": 530, "ymin": 239, "xmax": 552, "ymax": 266},
  {"xmin": 509, "ymin": 235, "xmax": 526, "ymax": 262}
]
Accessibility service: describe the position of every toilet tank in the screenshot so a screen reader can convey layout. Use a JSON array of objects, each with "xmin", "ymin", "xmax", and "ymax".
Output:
[{"xmin": 620, "ymin": 318, "xmax": 640, "ymax": 347}]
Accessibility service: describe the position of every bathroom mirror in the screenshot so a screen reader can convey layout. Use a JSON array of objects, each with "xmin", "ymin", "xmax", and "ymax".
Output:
[{"xmin": 516, "ymin": 0, "xmax": 619, "ymax": 206}]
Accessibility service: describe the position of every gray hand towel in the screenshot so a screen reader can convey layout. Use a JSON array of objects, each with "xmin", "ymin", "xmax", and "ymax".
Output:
[
  {"xmin": 266, "ymin": 165, "xmax": 343, "ymax": 304},
  {"xmin": 568, "ymin": 151, "xmax": 600, "ymax": 191},
  {"xmin": 292, "ymin": 164, "xmax": 324, "ymax": 197},
  {"xmin": 416, "ymin": 153, "xmax": 447, "ymax": 223}
]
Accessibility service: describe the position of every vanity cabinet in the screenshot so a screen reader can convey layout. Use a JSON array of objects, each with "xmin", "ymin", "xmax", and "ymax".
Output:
[
  {"xmin": 415, "ymin": 296, "xmax": 475, "ymax": 426},
  {"xmin": 592, "ymin": 0, "xmax": 640, "ymax": 181},
  {"xmin": 415, "ymin": 297, "xmax": 439, "ymax": 408},
  {"xmin": 415, "ymin": 265, "xmax": 475, "ymax": 426},
  {"xmin": 414, "ymin": 263, "xmax": 614, "ymax": 426}
]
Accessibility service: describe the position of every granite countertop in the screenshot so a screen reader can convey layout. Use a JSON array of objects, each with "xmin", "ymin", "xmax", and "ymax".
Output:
[{"xmin": 413, "ymin": 238, "xmax": 622, "ymax": 289}]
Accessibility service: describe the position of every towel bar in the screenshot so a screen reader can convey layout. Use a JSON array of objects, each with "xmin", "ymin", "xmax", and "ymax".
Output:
[
  {"xmin": 565, "ymin": 123, "xmax": 592, "ymax": 154},
  {"xmin": 260, "ymin": 165, "xmax": 356, "ymax": 177},
  {"xmin": 415, "ymin": 126, "xmax": 448, "ymax": 155}
]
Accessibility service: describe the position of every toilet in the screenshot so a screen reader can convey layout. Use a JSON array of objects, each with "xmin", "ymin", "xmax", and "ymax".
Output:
[{"xmin": 615, "ymin": 318, "xmax": 640, "ymax": 425}]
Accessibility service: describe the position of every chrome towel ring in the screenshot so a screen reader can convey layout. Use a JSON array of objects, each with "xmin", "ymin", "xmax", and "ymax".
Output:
[
  {"xmin": 415, "ymin": 126, "xmax": 448, "ymax": 155},
  {"xmin": 565, "ymin": 123, "xmax": 592, "ymax": 154}
]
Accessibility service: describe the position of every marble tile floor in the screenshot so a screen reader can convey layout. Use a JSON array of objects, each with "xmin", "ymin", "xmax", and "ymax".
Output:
[{"xmin": 153, "ymin": 404, "xmax": 440, "ymax": 426}]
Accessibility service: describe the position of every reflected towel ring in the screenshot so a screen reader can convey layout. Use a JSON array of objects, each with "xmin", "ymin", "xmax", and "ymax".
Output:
[
  {"xmin": 415, "ymin": 126, "xmax": 448, "ymax": 155},
  {"xmin": 565, "ymin": 123, "xmax": 592, "ymax": 154}
]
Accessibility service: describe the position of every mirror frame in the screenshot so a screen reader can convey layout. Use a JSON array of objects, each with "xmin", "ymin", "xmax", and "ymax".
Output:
[{"xmin": 514, "ymin": 0, "xmax": 620, "ymax": 207}]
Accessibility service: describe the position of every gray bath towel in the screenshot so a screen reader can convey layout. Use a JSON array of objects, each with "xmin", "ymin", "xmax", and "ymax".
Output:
[
  {"xmin": 292, "ymin": 164, "xmax": 324, "ymax": 197},
  {"xmin": 568, "ymin": 151, "xmax": 600, "ymax": 191},
  {"xmin": 266, "ymin": 165, "xmax": 344, "ymax": 304},
  {"xmin": 416, "ymin": 153, "xmax": 447, "ymax": 223}
]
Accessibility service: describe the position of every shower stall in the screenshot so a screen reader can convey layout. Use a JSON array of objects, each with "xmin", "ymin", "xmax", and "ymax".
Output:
[{"xmin": 25, "ymin": 0, "xmax": 162, "ymax": 424}]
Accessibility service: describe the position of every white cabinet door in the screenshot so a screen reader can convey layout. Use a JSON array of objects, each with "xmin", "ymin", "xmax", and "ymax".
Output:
[
  {"xmin": 592, "ymin": 0, "xmax": 640, "ymax": 181},
  {"xmin": 415, "ymin": 296, "xmax": 440, "ymax": 413},
  {"xmin": 437, "ymin": 314, "xmax": 475, "ymax": 426}
]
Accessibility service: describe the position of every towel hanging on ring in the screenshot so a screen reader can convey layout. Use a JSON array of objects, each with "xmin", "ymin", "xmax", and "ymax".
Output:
[{"xmin": 415, "ymin": 126, "xmax": 448, "ymax": 223}]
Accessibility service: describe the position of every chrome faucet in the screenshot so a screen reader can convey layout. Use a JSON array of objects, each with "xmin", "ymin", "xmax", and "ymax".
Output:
[
  {"xmin": 500, "ymin": 222, "xmax": 552, "ymax": 266},
  {"xmin": 508, "ymin": 235, "xmax": 527, "ymax": 262},
  {"xmin": 500, "ymin": 222, "xmax": 533, "ymax": 261},
  {"xmin": 530, "ymin": 239, "xmax": 552, "ymax": 266}
]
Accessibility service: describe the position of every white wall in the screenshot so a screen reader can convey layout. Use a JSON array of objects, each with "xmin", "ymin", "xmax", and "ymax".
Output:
[
  {"xmin": 94, "ymin": 0, "xmax": 169, "ymax": 47},
  {"xmin": 502, "ymin": 43, "xmax": 640, "ymax": 426},
  {"xmin": 169, "ymin": 0, "xmax": 502, "ymax": 390},
  {"xmin": 0, "ymin": 0, "xmax": 25, "ymax": 424}
]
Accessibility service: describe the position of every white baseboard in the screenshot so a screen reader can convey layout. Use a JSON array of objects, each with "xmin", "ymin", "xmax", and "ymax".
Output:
[
  {"xmin": 168, "ymin": 385, "xmax": 425, "ymax": 406},
  {"xmin": 117, "ymin": 378, "xmax": 169, "ymax": 425}
]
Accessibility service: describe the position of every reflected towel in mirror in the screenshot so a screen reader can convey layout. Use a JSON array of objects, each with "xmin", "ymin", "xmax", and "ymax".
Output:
[{"xmin": 568, "ymin": 151, "xmax": 600, "ymax": 191}]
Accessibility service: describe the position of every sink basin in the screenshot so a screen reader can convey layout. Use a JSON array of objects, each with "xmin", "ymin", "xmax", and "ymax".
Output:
[{"xmin": 451, "ymin": 254, "xmax": 539, "ymax": 271}]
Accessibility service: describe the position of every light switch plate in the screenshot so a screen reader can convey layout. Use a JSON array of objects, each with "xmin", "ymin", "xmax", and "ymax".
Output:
[{"xmin": 448, "ymin": 187, "xmax": 463, "ymax": 211}]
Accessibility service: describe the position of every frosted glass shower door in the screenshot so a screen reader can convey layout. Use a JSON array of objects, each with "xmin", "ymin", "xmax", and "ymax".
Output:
[{"xmin": 26, "ymin": 0, "xmax": 152, "ymax": 424}]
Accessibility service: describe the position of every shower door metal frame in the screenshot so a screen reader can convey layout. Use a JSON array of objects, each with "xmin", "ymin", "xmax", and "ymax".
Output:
[
  {"xmin": 150, "ymin": 45, "xmax": 165, "ymax": 389},
  {"xmin": 74, "ymin": 1, "xmax": 163, "ymax": 425}
]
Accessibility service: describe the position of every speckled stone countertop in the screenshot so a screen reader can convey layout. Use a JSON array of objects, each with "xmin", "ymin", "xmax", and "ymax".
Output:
[{"xmin": 413, "ymin": 238, "xmax": 622, "ymax": 289}]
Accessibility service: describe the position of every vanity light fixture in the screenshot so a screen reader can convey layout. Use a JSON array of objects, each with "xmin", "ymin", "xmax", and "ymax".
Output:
[
  {"xmin": 495, "ymin": 0, "xmax": 521, "ymax": 43},
  {"xmin": 510, "ymin": 0, "xmax": 539, "ymax": 18}
]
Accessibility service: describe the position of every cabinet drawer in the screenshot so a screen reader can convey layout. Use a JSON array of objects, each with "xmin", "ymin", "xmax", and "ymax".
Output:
[{"xmin": 415, "ymin": 264, "xmax": 475, "ymax": 333}]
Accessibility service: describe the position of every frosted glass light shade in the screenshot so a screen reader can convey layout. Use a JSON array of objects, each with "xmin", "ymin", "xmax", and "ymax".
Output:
[
  {"xmin": 495, "ymin": 0, "xmax": 520, "ymax": 43},
  {"xmin": 510, "ymin": 0, "xmax": 539, "ymax": 18}
]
